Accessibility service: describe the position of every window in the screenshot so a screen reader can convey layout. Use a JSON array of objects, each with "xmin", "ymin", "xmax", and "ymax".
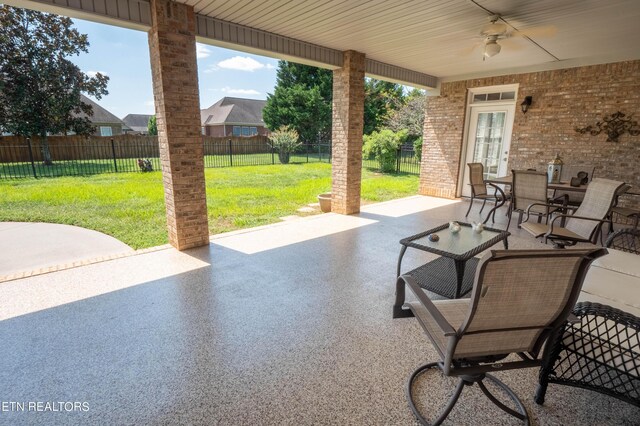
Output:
[
  {"xmin": 100, "ymin": 126, "xmax": 113, "ymax": 137},
  {"xmin": 241, "ymin": 126, "xmax": 250, "ymax": 136},
  {"xmin": 232, "ymin": 126, "xmax": 241, "ymax": 136},
  {"xmin": 472, "ymin": 91, "xmax": 516, "ymax": 104},
  {"xmin": 250, "ymin": 127, "xmax": 258, "ymax": 136},
  {"xmin": 201, "ymin": 127, "xmax": 206, "ymax": 135}
]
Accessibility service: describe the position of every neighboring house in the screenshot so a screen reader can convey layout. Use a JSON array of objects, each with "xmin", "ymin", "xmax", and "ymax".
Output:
[
  {"xmin": 77, "ymin": 94, "xmax": 128, "ymax": 136},
  {"xmin": 122, "ymin": 114, "xmax": 153, "ymax": 135},
  {"xmin": 200, "ymin": 97, "xmax": 269, "ymax": 137}
]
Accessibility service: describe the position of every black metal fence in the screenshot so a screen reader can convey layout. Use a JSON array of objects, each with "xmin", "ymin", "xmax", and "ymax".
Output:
[
  {"xmin": 362, "ymin": 145, "xmax": 421, "ymax": 175},
  {"xmin": 0, "ymin": 136, "xmax": 419, "ymax": 179}
]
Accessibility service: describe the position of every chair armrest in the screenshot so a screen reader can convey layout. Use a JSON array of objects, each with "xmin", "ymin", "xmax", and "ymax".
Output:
[
  {"xmin": 486, "ymin": 182, "xmax": 507, "ymax": 199},
  {"xmin": 550, "ymin": 193, "xmax": 568, "ymax": 205},
  {"xmin": 546, "ymin": 214, "xmax": 608, "ymax": 236},
  {"xmin": 401, "ymin": 274, "xmax": 457, "ymax": 336},
  {"xmin": 521, "ymin": 202, "xmax": 559, "ymax": 223}
]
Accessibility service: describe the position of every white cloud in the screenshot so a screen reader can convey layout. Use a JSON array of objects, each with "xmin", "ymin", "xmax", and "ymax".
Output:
[
  {"xmin": 196, "ymin": 44, "xmax": 211, "ymax": 59},
  {"xmin": 217, "ymin": 56, "xmax": 271, "ymax": 72},
  {"xmin": 221, "ymin": 87, "xmax": 260, "ymax": 95},
  {"xmin": 144, "ymin": 100, "xmax": 155, "ymax": 107},
  {"xmin": 266, "ymin": 63, "xmax": 275, "ymax": 69},
  {"xmin": 86, "ymin": 70, "xmax": 108, "ymax": 78}
]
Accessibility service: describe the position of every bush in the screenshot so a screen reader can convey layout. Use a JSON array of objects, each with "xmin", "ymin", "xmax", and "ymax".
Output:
[
  {"xmin": 363, "ymin": 129, "xmax": 407, "ymax": 173},
  {"xmin": 268, "ymin": 126, "xmax": 301, "ymax": 164},
  {"xmin": 413, "ymin": 137, "xmax": 423, "ymax": 160}
]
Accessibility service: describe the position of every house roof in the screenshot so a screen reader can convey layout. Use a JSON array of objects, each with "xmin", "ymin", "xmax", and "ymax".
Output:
[
  {"xmin": 201, "ymin": 97, "xmax": 266, "ymax": 126},
  {"xmin": 78, "ymin": 95, "xmax": 124, "ymax": 126},
  {"xmin": 122, "ymin": 114, "xmax": 153, "ymax": 133}
]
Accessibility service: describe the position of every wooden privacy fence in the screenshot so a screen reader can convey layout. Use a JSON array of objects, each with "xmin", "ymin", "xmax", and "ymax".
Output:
[{"xmin": 0, "ymin": 134, "xmax": 271, "ymax": 163}]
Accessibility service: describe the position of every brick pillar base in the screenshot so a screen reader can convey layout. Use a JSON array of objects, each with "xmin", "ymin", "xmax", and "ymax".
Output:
[
  {"xmin": 331, "ymin": 50, "xmax": 365, "ymax": 214},
  {"xmin": 148, "ymin": 0, "xmax": 209, "ymax": 250}
]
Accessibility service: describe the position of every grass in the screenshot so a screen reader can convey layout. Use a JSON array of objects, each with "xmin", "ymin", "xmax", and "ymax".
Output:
[{"xmin": 0, "ymin": 163, "xmax": 418, "ymax": 249}]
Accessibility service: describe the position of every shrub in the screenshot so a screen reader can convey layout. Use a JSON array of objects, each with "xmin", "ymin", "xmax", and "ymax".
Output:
[
  {"xmin": 413, "ymin": 136, "xmax": 423, "ymax": 160},
  {"xmin": 363, "ymin": 129, "xmax": 406, "ymax": 173},
  {"xmin": 268, "ymin": 126, "xmax": 301, "ymax": 164}
]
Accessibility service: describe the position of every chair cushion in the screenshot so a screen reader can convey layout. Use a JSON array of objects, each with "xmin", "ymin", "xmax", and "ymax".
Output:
[{"xmin": 521, "ymin": 221, "xmax": 586, "ymax": 241}]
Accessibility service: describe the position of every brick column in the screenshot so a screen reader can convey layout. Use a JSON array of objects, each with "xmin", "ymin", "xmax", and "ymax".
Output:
[
  {"xmin": 148, "ymin": 0, "xmax": 209, "ymax": 249},
  {"xmin": 331, "ymin": 50, "xmax": 365, "ymax": 214}
]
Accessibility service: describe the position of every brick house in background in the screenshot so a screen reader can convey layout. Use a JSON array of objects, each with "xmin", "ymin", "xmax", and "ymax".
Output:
[
  {"xmin": 200, "ymin": 97, "xmax": 269, "ymax": 137},
  {"xmin": 122, "ymin": 114, "xmax": 153, "ymax": 135},
  {"xmin": 77, "ymin": 95, "xmax": 129, "ymax": 136}
]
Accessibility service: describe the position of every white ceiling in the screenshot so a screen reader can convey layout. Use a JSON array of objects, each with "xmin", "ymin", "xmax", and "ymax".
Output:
[{"xmin": 179, "ymin": 0, "xmax": 640, "ymax": 80}]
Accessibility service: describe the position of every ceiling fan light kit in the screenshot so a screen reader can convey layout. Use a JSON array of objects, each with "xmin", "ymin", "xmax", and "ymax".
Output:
[{"xmin": 484, "ymin": 39, "xmax": 501, "ymax": 58}]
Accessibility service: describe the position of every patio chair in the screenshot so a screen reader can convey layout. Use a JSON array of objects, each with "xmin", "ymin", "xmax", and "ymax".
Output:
[
  {"xmin": 465, "ymin": 163, "xmax": 505, "ymax": 221},
  {"xmin": 402, "ymin": 248, "xmax": 607, "ymax": 425},
  {"xmin": 508, "ymin": 169, "xmax": 565, "ymax": 230},
  {"xmin": 553, "ymin": 165, "xmax": 596, "ymax": 207},
  {"xmin": 520, "ymin": 178, "xmax": 625, "ymax": 248},
  {"xmin": 605, "ymin": 228, "xmax": 640, "ymax": 254}
]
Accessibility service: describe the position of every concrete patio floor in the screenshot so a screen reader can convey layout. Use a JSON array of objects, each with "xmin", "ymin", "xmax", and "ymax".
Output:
[
  {"xmin": 0, "ymin": 196, "xmax": 636, "ymax": 425},
  {"xmin": 0, "ymin": 222, "xmax": 134, "ymax": 281}
]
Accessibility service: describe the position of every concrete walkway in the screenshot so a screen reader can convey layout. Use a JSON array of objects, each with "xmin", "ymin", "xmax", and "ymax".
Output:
[{"xmin": 0, "ymin": 222, "xmax": 133, "ymax": 280}]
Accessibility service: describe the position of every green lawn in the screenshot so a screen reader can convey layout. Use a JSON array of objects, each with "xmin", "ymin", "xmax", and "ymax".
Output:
[{"xmin": 0, "ymin": 163, "xmax": 418, "ymax": 249}]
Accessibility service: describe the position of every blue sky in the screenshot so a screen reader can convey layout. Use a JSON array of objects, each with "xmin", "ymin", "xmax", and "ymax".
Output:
[{"xmin": 70, "ymin": 19, "xmax": 279, "ymax": 119}]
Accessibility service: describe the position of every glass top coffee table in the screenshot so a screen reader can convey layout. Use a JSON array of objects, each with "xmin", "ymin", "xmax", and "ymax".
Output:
[{"xmin": 393, "ymin": 222, "xmax": 510, "ymax": 318}]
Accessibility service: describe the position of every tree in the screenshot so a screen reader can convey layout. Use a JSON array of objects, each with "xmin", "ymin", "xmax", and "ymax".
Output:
[
  {"xmin": 385, "ymin": 88, "xmax": 426, "ymax": 141},
  {"xmin": 147, "ymin": 115, "xmax": 157, "ymax": 135},
  {"xmin": 363, "ymin": 79, "xmax": 405, "ymax": 135},
  {"xmin": 264, "ymin": 61, "xmax": 407, "ymax": 142},
  {"xmin": 0, "ymin": 6, "xmax": 108, "ymax": 164},
  {"xmin": 263, "ymin": 61, "xmax": 332, "ymax": 144}
]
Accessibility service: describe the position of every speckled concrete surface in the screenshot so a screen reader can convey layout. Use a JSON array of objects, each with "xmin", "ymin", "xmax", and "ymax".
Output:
[{"xmin": 0, "ymin": 196, "xmax": 637, "ymax": 425}]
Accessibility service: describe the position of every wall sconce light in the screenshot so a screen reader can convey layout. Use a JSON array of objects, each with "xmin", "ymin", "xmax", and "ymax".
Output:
[{"xmin": 521, "ymin": 96, "xmax": 532, "ymax": 114}]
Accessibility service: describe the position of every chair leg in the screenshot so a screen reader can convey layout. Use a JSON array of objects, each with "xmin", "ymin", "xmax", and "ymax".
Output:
[
  {"xmin": 465, "ymin": 195, "xmax": 474, "ymax": 217},
  {"xmin": 478, "ymin": 377, "xmax": 528, "ymax": 422},
  {"xmin": 406, "ymin": 362, "xmax": 530, "ymax": 426},
  {"xmin": 506, "ymin": 210, "xmax": 513, "ymax": 230},
  {"xmin": 406, "ymin": 362, "xmax": 466, "ymax": 426},
  {"xmin": 479, "ymin": 198, "xmax": 487, "ymax": 214},
  {"xmin": 518, "ymin": 211, "xmax": 524, "ymax": 228}
]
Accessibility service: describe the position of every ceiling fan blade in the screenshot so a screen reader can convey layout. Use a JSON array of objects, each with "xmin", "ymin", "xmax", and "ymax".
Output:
[
  {"xmin": 499, "ymin": 38, "xmax": 526, "ymax": 51},
  {"xmin": 457, "ymin": 42, "xmax": 483, "ymax": 57},
  {"xmin": 510, "ymin": 25, "xmax": 558, "ymax": 38}
]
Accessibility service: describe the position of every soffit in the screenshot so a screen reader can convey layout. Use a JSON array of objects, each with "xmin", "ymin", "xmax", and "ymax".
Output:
[{"xmin": 181, "ymin": 0, "xmax": 640, "ymax": 80}]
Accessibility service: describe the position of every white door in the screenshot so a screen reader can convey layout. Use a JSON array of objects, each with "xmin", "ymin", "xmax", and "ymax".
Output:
[{"xmin": 461, "ymin": 105, "xmax": 515, "ymax": 197}]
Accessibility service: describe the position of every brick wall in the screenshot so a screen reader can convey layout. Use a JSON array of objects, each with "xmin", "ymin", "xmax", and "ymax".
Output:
[
  {"xmin": 331, "ymin": 50, "xmax": 365, "ymax": 215},
  {"xmin": 148, "ymin": 0, "xmax": 210, "ymax": 250},
  {"xmin": 420, "ymin": 60, "xmax": 640, "ymax": 208}
]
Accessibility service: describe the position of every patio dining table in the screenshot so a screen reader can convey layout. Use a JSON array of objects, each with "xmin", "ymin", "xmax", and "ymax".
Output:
[{"xmin": 481, "ymin": 175, "xmax": 590, "ymax": 225}]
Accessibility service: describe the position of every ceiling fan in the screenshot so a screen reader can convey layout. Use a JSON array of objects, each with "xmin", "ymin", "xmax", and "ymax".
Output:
[
  {"xmin": 469, "ymin": 14, "xmax": 557, "ymax": 60},
  {"xmin": 480, "ymin": 15, "xmax": 508, "ymax": 59}
]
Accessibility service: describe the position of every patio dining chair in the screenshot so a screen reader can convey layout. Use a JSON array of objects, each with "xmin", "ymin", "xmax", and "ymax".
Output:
[
  {"xmin": 521, "ymin": 178, "xmax": 625, "ymax": 248},
  {"xmin": 553, "ymin": 165, "xmax": 596, "ymax": 207},
  {"xmin": 507, "ymin": 170, "xmax": 565, "ymax": 230},
  {"xmin": 465, "ymin": 163, "xmax": 506, "ymax": 220},
  {"xmin": 401, "ymin": 248, "xmax": 607, "ymax": 425}
]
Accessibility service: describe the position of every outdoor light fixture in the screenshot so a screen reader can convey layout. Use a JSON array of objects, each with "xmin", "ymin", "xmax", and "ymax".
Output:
[{"xmin": 521, "ymin": 96, "xmax": 532, "ymax": 114}]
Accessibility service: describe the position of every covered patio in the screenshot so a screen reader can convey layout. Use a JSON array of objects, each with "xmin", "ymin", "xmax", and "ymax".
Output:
[
  {"xmin": 1, "ymin": 197, "xmax": 637, "ymax": 424},
  {"xmin": 2, "ymin": 0, "xmax": 640, "ymax": 424}
]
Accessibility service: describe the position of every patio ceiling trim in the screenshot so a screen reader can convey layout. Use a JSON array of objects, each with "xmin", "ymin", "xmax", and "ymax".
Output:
[{"xmin": 8, "ymin": 0, "xmax": 438, "ymax": 89}]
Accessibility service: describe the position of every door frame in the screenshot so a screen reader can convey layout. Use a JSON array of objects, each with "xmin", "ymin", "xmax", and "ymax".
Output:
[{"xmin": 457, "ymin": 84, "xmax": 519, "ymax": 198}]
